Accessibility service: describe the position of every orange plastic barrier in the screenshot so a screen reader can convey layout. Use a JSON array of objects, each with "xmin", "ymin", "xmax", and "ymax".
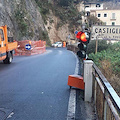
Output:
[
  {"xmin": 67, "ymin": 75, "xmax": 85, "ymax": 90},
  {"xmin": 14, "ymin": 40, "xmax": 46, "ymax": 56}
]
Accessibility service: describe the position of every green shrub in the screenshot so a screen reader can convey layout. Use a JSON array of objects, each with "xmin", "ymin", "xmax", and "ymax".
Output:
[
  {"xmin": 87, "ymin": 40, "xmax": 112, "ymax": 54},
  {"xmin": 35, "ymin": 0, "xmax": 52, "ymax": 24},
  {"xmin": 55, "ymin": 5, "xmax": 82, "ymax": 29},
  {"xmin": 88, "ymin": 42, "xmax": 120, "ymax": 76},
  {"xmin": 58, "ymin": 0, "xmax": 72, "ymax": 6},
  {"xmin": 41, "ymin": 31, "xmax": 51, "ymax": 46}
]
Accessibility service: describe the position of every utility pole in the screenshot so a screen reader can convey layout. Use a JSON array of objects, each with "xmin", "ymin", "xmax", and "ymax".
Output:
[{"xmin": 82, "ymin": 0, "xmax": 86, "ymax": 32}]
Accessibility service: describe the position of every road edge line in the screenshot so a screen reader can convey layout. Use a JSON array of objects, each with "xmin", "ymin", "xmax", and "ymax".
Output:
[{"xmin": 67, "ymin": 52, "xmax": 79, "ymax": 120}]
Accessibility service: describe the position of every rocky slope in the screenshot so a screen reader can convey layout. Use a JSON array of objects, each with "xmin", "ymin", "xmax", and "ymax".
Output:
[
  {"xmin": 0, "ymin": 0, "xmax": 48, "ymax": 42},
  {"xmin": 0, "ymin": 0, "xmax": 78, "ymax": 45}
]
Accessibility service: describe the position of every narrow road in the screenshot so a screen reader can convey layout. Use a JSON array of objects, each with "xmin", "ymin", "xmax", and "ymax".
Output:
[{"xmin": 0, "ymin": 48, "xmax": 76, "ymax": 120}]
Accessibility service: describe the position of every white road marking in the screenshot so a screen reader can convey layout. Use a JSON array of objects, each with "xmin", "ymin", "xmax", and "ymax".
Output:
[
  {"xmin": 67, "ymin": 52, "xmax": 79, "ymax": 120},
  {"xmin": 58, "ymin": 50, "xmax": 62, "ymax": 55},
  {"xmin": 7, "ymin": 112, "xmax": 14, "ymax": 119}
]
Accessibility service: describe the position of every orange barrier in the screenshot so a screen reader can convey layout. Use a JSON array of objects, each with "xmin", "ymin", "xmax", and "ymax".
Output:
[
  {"xmin": 67, "ymin": 75, "xmax": 85, "ymax": 90},
  {"xmin": 14, "ymin": 40, "xmax": 46, "ymax": 56}
]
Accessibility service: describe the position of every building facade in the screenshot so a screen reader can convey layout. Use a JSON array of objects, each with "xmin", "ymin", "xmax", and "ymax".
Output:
[
  {"xmin": 84, "ymin": 2, "xmax": 103, "ymax": 15},
  {"xmin": 78, "ymin": 1, "xmax": 120, "ymax": 26},
  {"xmin": 90, "ymin": 9, "xmax": 120, "ymax": 25}
]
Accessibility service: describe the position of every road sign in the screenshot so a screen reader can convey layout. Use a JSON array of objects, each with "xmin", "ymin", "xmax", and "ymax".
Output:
[
  {"xmin": 91, "ymin": 25, "xmax": 120, "ymax": 41},
  {"xmin": 68, "ymin": 34, "xmax": 70, "ymax": 39},
  {"xmin": 75, "ymin": 31, "xmax": 78, "ymax": 34},
  {"xmin": 25, "ymin": 44, "xmax": 31, "ymax": 50}
]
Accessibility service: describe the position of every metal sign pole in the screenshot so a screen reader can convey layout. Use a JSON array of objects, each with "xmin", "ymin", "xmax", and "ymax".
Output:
[{"xmin": 95, "ymin": 37, "xmax": 98, "ymax": 54}]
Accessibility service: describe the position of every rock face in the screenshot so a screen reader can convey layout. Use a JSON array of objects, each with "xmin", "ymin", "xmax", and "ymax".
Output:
[
  {"xmin": 0, "ymin": 0, "xmax": 74, "ymax": 44},
  {"xmin": 0, "ymin": 0, "xmax": 46, "ymax": 41},
  {"xmin": 45, "ymin": 12, "xmax": 72, "ymax": 44}
]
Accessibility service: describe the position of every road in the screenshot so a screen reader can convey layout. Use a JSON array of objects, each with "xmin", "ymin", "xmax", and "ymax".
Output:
[{"xmin": 0, "ymin": 48, "xmax": 76, "ymax": 120}]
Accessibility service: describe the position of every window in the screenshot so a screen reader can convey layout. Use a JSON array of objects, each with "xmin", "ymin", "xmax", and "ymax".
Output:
[
  {"xmin": 104, "ymin": 14, "xmax": 107, "ymax": 17},
  {"xmin": 0, "ymin": 29, "xmax": 4, "ymax": 41},
  {"xmin": 112, "ymin": 22, "xmax": 115, "ymax": 26},
  {"xmin": 85, "ymin": 6, "xmax": 89, "ymax": 8},
  {"xmin": 98, "ymin": 14, "xmax": 101, "ymax": 17},
  {"xmin": 87, "ymin": 12, "xmax": 90, "ymax": 16},
  {"xmin": 112, "ymin": 13, "xmax": 115, "ymax": 19},
  {"xmin": 96, "ymin": 4, "xmax": 101, "ymax": 7}
]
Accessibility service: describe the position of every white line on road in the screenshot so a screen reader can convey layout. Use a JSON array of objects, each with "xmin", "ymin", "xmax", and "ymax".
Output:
[
  {"xmin": 67, "ymin": 52, "xmax": 79, "ymax": 120},
  {"xmin": 58, "ymin": 50, "xmax": 63, "ymax": 55},
  {"xmin": 7, "ymin": 112, "xmax": 14, "ymax": 119}
]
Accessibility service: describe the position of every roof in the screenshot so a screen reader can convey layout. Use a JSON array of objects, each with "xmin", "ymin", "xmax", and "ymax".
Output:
[
  {"xmin": 103, "ymin": 1, "xmax": 120, "ymax": 10},
  {"xmin": 90, "ymin": 9, "xmax": 120, "ymax": 12},
  {"xmin": 84, "ymin": 2, "xmax": 103, "ymax": 5}
]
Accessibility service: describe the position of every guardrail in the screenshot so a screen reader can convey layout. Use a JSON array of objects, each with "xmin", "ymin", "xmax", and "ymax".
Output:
[
  {"xmin": 92, "ymin": 64, "xmax": 120, "ymax": 120},
  {"xmin": 67, "ymin": 44, "xmax": 120, "ymax": 120}
]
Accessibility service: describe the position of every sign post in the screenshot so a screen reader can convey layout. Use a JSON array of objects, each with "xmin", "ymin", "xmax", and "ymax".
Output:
[{"xmin": 95, "ymin": 39, "xmax": 98, "ymax": 54}]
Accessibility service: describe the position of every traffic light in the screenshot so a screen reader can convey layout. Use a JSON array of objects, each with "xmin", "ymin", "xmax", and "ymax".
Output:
[
  {"xmin": 77, "ymin": 43, "xmax": 87, "ymax": 58},
  {"xmin": 76, "ymin": 31, "xmax": 90, "ymax": 59}
]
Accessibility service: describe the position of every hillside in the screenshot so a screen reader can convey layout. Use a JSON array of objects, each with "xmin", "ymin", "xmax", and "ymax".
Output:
[
  {"xmin": 0, "ymin": 0, "xmax": 82, "ymax": 45},
  {"xmin": 0, "ymin": 0, "xmax": 51, "ymax": 44},
  {"xmin": 0, "ymin": 0, "xmax": 118, "ymax": 45}
]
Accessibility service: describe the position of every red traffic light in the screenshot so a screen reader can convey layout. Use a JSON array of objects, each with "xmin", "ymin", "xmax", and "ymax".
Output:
[{"xmin": 76, "ymin": 32, "xmax": 87, "ymax": 42}]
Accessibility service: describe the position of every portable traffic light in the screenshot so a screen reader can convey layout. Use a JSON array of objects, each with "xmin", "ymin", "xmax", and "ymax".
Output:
[
  {"xmin": 76, "ymin": 31, "xmax": 90, "ymax": 43},
  {"xmin": 77, "ymin": 43, "xmax": 87, "ymax": 58},
  {"xmin": 76, "ymin": 31, "xmax": 90, "ymax": 59},
  {"xmin": 76, "ymin": 32, "xmax": 87, "ymax": 43}
]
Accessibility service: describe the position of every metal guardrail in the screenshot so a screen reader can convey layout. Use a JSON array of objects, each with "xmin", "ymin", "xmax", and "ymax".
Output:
[
  {"xmin": 92, "ymin": 64, "xmax": 120, "ymax": 120},
  {"xmin": 67, "ymin": 44, "xmax": 120, "ymax": 120}
]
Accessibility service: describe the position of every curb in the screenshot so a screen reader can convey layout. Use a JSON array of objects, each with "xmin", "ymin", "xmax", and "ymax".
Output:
[{"xmin": 67, "ymin": 52, "xmax": 79, "ymax": 120}]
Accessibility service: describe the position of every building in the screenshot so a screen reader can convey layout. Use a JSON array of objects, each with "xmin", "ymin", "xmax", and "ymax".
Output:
[
  {"xmin": 78, "ymin": 2, "xmax": 104, "ymax": 24},
  {"xmin": 78, "ymin": 1, "xmax": 120, "ymax": 26},
  {"xmin": 90, "ymin": 9, "xmax": 120, "ymax": 25},
  {"xmin": 84, "ymin": 2, "xmax": 103, "ymax": 16}
]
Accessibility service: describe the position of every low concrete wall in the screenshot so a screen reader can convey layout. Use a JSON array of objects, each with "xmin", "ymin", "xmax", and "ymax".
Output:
[{"xmin": 67, "ymin": 44, "xmax": 78, "ymax": 54}]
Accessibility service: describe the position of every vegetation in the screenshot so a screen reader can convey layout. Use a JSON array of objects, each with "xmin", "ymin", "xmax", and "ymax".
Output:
[
  {"xmin": 41, "ymin": 31, "xmax": 51, "ymax": 46},
  {"xmin": 35, "ymin": 0, "xmax": 52, "ymax": 24},
  {"xmin": 88, "ymin": 41, "xmax": 120, "ymax": 96},
  {"xmin": 87, "ymin": 15, "xmax": 104, "ymax": 27},
  {"xmin": 58, "ymin": 0, "xmax": 73, "ymax": 6},
  {"xmin": 15, "ymin": 8, "xmax": 28, "ymax": 37},
  {"xmin": 35, "ymin": 0, "xmax": 82, "ymax": 31},
  {"xmin": 53, "ymin": 1, "xmax": 82, "ymax": 31},
  {"xmin": 87, "ymin": 40, "xmax": 112, "ymax": 54},
  {"xmin": 14, "ymin": 1, "xmax": 34, "ymax": 40}
]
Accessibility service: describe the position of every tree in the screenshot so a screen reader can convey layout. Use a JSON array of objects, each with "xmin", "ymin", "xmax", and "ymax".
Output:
[
  {"xmin": 58, "ymin": 0, "xmax": 72, "ymax": 6},
  {"xmin": 87, "ymin": 15, "xmax": 103, "ymax": 27}
]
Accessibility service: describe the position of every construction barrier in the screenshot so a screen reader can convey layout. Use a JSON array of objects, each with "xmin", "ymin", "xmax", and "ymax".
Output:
[
  {"xmin": 63, "ymin": 41, "xmax": 66, "ymax": 47},
  {"xmin": 14, "ymin": 40, "xmax": 46, "ymax": 56}
]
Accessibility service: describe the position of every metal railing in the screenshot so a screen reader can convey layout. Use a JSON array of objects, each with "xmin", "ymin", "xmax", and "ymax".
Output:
[
  {"xmin": 92, "ymin": 64, "xmax": 120, "ymax": 120},
  {"xmin": 67, "ymin": 44, "xmax": 120, "ymax": 120}
]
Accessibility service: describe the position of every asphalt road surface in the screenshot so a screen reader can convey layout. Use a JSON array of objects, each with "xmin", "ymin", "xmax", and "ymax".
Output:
[{"xmin": 0, "ymin": 48, "xmax": 76, "ymax": 120}]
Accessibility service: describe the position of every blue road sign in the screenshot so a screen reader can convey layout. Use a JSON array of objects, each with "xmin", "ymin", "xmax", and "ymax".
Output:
[
  {"xmin": 25, "ymin": 44, "xmax": 31, "ymax": 50},
  {"xmin": 75, "ymin": 31, "xmax": 78, "ymax": 34}
]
